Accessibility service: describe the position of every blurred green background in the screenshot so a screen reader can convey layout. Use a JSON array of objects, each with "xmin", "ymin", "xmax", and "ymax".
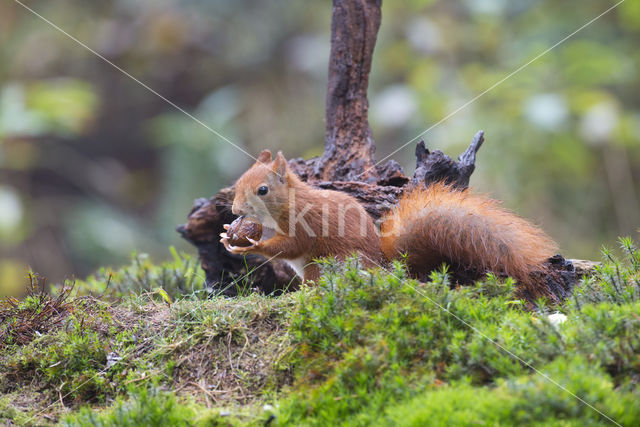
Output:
[{"xmin": 1, "ymin": 0, "xmax": 639, "ymax": 296}]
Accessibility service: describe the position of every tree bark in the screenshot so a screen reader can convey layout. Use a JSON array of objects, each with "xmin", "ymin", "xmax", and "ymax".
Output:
[{"xmin": 318, "ymin": 0, "xmax": 381, "ymax": 182}]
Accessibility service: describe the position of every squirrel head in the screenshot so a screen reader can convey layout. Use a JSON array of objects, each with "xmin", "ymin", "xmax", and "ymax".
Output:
[{"xmin": 232, "ymin": 149, "xmax": 290, "ymax": 228}]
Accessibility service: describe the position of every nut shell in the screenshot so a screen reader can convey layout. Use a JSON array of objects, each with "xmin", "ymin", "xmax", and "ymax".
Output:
[{"xmin": 227, "ymin": 216, "xmax": 263, "ymax": 247}]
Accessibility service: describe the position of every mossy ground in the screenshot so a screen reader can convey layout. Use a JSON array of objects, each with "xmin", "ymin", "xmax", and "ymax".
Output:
[{"xmin": 1, "ymin": 240, "xmax": 640, "ymax": 426}]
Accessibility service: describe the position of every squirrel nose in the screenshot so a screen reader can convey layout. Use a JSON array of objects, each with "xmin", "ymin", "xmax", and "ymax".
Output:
[{"xmin": 231, "ymin": 201, "xmax": 244, "ymax": 216}]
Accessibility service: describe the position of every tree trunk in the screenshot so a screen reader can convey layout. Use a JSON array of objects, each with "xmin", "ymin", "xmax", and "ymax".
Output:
[{"xmin": 320, "ymin": 0, "xmax": 381, "ymax": 182}]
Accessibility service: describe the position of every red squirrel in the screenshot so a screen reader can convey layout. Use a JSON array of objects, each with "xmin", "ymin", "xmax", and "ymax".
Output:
[{"xmin": 220, "ymin": 150, "xmax": 558, "ymax": 294}]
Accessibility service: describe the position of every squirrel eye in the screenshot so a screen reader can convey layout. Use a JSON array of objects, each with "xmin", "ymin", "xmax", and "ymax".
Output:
[{"xmin": 257, "ymin": 186, "xmax": 269, "ymax": 196}]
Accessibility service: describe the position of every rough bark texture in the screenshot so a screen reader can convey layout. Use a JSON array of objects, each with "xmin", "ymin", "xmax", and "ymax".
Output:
[
  {"xmin": 317, "ymin": 0, "xmax": 381, "ymax": 182},
  {"xmin": 522, "ymin": 255, "xmax": 576, "ymax": 305},
  {"xmin": 413, "ymin": 130, "xmax": 485, "ymax": 189},
  {"xmin": 177, "ymin": 0, "xmax": 580, "ymax": 302}
]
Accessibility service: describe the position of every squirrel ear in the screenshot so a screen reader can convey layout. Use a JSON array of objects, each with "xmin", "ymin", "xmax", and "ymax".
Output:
[
  {"xmin": 272, "ymin": 151, "xmax": 288, "ymax": 181},
  {"xmin": 256, "ymin": 149, "xmax": 272, "ymax": 164}
]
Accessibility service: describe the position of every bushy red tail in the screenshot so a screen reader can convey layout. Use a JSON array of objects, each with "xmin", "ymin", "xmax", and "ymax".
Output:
[{"xmin": 380, "ymin": 183, "xmax": 558, "ymax": 290}]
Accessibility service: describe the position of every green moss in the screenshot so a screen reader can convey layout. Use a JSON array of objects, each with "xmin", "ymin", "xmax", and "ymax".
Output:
[
  {"xmin": 2, "ymin": 301, "xmax": 135, "ymax": 402},
  {"xmin": 60, "ymin": 387, "xmax": 232, "ymax": 426},
  {"xmin": 58, "ymin": 247, "xmax": 206, "ymax": 299},
  {"xmin": 0, "ymin": 393, "xmax": 34, "ymax": 425},
  {"xmin": 3, "ymin": 239, "xmax": 640, "ymax": 425},
  {"xmin": 271, "ymin": 250, "xmax": 640, "ymax": 425},
  {"xmin": 385, "ymin": 356, "xmax": 640, "ymax": 426}
]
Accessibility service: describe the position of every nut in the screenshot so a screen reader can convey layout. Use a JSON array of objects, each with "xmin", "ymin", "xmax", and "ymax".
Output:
[{"xmin": 227, "ymin": 216, "xmax": 263, "ymax": 247}]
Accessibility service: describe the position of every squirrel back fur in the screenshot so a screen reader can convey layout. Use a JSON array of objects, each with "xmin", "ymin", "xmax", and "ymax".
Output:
[{"xmin": 380, "ymin": 183, "xmax": 558, "ymax": 289}]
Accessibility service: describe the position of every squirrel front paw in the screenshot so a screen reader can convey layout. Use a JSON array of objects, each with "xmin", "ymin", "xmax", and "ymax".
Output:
[{"xmin": 220, "ymin": 231, "xmax": 261, "ymax": 254}]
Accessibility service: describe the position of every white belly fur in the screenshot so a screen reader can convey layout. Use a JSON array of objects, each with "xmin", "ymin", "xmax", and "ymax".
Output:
[{"xmin": 284, "ymin": 257, "xmax": 307, "ymax": 279}]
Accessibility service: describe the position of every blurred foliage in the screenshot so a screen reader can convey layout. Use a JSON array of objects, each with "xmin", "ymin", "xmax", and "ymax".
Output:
[{"xmin": 1, "ymin": 0, "xmax": 639, "ymax": 295}]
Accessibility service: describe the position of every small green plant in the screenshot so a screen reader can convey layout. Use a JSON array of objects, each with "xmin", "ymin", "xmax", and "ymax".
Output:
[
  {"xmin": 62, "ymin": 247, "xmax": 206, "ymax": 299},
  {"xmin": 1, "ymin": 271, "xmax": 73, "ymax": 346},
  {"xmin": 60, "ymin": 386, "xmax": 228, "ymax": 426},
  {"xmin": 571, "ymin": 237, "xmax": 640, "ymax": 307}
]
